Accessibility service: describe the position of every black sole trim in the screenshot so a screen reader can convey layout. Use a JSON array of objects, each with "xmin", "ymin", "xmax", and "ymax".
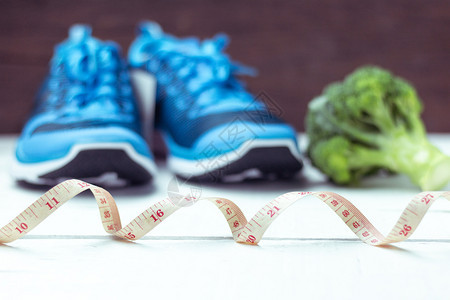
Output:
[
  {"xmin": 181, "ymin": 147, "xmax": 303, "ymax": 183},
  {"xmin": 39, "ymin": 149, "xmax": 153, "ymax": 186}
]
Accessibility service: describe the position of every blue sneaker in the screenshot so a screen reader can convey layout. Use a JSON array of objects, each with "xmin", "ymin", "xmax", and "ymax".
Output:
[
  {"xmin": 11, "ymin": 25, "xmax": 157, "ymax": 186},
  {"xmin": 129, "ymin": 21, "xmax": 303, "ymax": 181}
]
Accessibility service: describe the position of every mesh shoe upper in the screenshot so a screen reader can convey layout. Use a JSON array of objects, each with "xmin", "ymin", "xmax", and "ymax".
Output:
[
  {"xmin": 129, "ymin": 21, "xmax": 296, "ymax": 156},
  {"xmin": 16, "ymin": 25, "xmax": 150, "ymax": 163}
]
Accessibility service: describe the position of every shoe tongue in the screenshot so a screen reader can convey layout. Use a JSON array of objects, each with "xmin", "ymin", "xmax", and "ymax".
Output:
[
  {"xmin": 69, "ymin": 24, "xmax": 92, "ymax": 43},
  {"xmin": 138, "ymin": 21, "xmax": 163, "ymax": 39}
]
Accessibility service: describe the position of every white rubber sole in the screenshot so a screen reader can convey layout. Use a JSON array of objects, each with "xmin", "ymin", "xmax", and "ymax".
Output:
[
  {"xmin": 167, "ymin": 138, "xmax": 303, "ymax": 181},
  {"xmin": 11, "ymin": 143, "xmax": 158, "ymax": 186}
]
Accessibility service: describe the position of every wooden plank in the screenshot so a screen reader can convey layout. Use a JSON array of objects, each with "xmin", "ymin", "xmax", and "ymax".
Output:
[{"xmin": 0, "ymin": 0, "xmax": 449, "ymax": 133}]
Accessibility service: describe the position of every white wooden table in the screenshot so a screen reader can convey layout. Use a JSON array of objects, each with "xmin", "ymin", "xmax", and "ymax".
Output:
[{"xmin": 1, "ymin": 134, "xmax": 449, "ymax": 299}]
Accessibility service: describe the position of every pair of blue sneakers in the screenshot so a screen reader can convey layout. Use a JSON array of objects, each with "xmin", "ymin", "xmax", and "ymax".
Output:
[{"xmin": 12, "ymin": 22, "xmax": 303, "ymax": 186}]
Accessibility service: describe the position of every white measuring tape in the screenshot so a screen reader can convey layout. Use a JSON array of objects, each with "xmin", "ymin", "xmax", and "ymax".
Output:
[{"xmin": 1, "ymin": 179, "xmax": 449, "ymax": 245}]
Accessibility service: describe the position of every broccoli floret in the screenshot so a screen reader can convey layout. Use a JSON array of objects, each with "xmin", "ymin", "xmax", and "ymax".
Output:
[{"xmin": 306, "ymin": 66, "xmax": 450, "ymax": 190}]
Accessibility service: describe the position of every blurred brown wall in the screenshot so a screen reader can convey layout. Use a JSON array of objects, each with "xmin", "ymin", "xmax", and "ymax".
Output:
[{"xmin": 0, "ymin": 0, "xmax": 449, "ymax": 133}]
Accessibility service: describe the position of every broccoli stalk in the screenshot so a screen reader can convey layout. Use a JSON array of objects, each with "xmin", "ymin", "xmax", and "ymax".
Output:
[{"xmin": 306, "ymin": 66, "xmax": 450, "ymax": 190}]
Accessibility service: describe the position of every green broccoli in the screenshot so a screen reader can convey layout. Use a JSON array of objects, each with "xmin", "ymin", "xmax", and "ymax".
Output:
[{"xmin": 306, "ymin": 66, "xmax": 450, "ymax": 190}]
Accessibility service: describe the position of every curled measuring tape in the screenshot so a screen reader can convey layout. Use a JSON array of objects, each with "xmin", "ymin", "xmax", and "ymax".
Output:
[{"xmin": 1, "ymin": 179, "xmax": 449, "ymax": 245}]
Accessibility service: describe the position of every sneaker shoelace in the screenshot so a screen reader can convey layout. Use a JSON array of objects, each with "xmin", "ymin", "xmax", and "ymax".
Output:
[
  {"xmin": 141, "ymin": 23, "xmax": 264, "ymax": 117},
  {"xmin": 46, "ymin": 25, "xmax": 133, "ymax": 117}
]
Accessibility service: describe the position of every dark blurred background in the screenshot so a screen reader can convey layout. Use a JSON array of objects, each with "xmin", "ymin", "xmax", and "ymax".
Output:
[{"xmin": 0, "ymin": 0, "xmax": 449, "ymax": 133}]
